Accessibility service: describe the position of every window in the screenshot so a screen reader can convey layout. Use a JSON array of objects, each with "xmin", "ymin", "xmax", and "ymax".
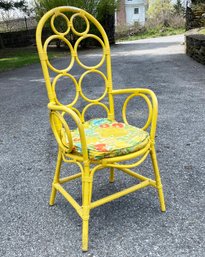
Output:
[{"xmin": 134, "ymin": 8, "xmax": 139, "ymax": 14}]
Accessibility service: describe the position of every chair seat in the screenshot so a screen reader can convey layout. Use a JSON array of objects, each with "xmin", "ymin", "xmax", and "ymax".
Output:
[{"xmin": 71, "ymin": 118, "xmax": 149, "ymax": 160}]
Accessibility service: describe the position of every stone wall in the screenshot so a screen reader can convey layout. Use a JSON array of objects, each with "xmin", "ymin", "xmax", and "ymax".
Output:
[
  {"xmin": 185, "ymin": 3, "xmax": 205, "ymax": 64},
  {"xmin": 186, "ymin": 29, "xmax": 205, "ymax": 64}
]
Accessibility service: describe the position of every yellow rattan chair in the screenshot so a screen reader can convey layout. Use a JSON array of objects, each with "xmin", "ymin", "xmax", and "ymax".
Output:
[{"xmin": 36, "ymin": 6, "xmax": 166, "ymax": 251}]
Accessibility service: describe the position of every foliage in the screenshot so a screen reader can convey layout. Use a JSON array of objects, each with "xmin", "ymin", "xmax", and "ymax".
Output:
[
  {"xmin": 34, "ymin": 0, "xmax": 118, "ymax": 21},
  {"xmin": 168, "ymin": 14, "xmax": 185, "ymax": 29},
  {"xmin": 191, "ymin": 2, "xmax": 205, "ymax": 10},
  {"xmin": 34, "ymin": 0, "xmax": 118, "ymax": 46},
  {"xmin": 199, "ymin": 28, "xmax": 205, "ymax": 34},
  {"xmin": 147, "ymin": 0, "xmax": 173, "ymax": 22},
  {"xmin": 191, "ymin": 0, "xmax": 205, "ymax": 3},
  {"xmin": 173, "ymin": 0, "xmax": 185, "ymax": 15},
  {"xmin": 0, "ymin": 0, "xmax": 27, "ymax": 11},
  {"xmin": 95, "ymin": 0, "xmax": 117, "ymax": 21},
  {"xmin": 118, "ymin": 27, "xmax": 185, "ymax": 42},
  {"xmin": 0, "ymin": 0, "xmax": 12, "ymax": 10},
  {"xmin": 115, "ymin": 22, "xmax": 145, "ymax": 40},
  {"xmin": 147, "ymin": 0, "xmax": 185, "ymax": 29}
]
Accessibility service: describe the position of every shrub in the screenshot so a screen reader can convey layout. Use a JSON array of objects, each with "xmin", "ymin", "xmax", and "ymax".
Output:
[
  {"xmin": 34, "ymin": 0, "xmax": 118, "ymax": 46},
  {"xmin": 115, "ymin": 22, "xmax": 145, "ymax": 39}
]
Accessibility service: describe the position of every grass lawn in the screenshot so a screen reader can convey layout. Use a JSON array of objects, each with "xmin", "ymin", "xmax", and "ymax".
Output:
[
  {"xmin": 117, "ymin": 27, "xmax": 185, "ymax": 42},
  {"xmin": 0, "ymin": 47, "xmax": 39, "ymax": 72},
  {"xmin": 0, "ymin": 46, "xmax": 66, "ymax": 72}
]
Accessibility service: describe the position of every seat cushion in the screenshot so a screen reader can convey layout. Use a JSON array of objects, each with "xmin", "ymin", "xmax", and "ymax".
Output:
[{"xmin": 71, "ymin": 118, "xmax": 149, "ymax": 160}]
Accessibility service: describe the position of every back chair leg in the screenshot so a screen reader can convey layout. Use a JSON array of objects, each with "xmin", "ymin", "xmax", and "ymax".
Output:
[
  {"xmin": 109, "ymin": 167, "xmax": 115, "ymax": 183},
  {"xmin": 49, "ymin": 149, "xmax": 63, "ymax": 206},
  {"xmin": 150, "ymin": 146, "xmax": 166, "ymax": 212}
]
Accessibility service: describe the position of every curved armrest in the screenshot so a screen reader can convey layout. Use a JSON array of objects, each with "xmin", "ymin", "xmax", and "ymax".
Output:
[
  {"xmin": 111, "ymin": 88, "xmax": 158, "ymax": 141},
  {"xmin": 47, "ymin": 103, "xmax": 88, "ymax": 159}
]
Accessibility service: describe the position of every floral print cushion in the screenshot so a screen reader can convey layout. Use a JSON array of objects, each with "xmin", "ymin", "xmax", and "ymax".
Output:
[{"xmin": 71, "ymin": 118, "xmax": 149, "ymax": 160}]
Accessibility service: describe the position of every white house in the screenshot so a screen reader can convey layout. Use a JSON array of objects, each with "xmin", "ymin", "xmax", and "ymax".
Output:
[{"xmin": 116, "ymin": 0, "xmax": 146, "ymax": 26}]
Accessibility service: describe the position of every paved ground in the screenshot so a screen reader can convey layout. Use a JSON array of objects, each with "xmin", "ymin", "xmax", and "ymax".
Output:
[{"xmin": 0, "ymin": 35, "xmax": 205, "ymax": 257}]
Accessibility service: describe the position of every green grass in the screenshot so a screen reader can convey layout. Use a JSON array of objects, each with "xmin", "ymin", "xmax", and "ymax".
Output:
[
  {"xmin": 199, "ymin": 28, "xmax": 205, "ymax": 34},
  {"xmin": 0, "ymin": 46, "xmax": 66, "ymax": 72},
  {"xmin": 118, "ymin": 27, "xmax": 185, "ymax": 42},
  {"xmin": 0, "ymin": 47, "xmax": 39, "ymax": 72}
]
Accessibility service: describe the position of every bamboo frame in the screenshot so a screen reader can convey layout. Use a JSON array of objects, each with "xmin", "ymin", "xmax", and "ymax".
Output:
[{"xmin": 36, "ymin": 6, "xmax": 166, "ymax": 252}]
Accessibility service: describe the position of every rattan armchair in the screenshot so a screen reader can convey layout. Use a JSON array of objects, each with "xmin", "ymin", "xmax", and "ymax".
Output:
[{"xmin": 36, "ymin": 6, "xmax": 166, "ymax": 251}]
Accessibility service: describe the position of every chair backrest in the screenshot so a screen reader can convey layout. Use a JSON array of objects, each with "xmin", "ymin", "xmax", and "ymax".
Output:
[{"xmin": 36, "ymin": 6, "xmax": 115, "ymax": 122}]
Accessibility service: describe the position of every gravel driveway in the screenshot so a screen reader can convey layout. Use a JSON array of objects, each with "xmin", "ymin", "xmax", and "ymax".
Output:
[{"xmin": 0, "ymin": 35, "xmax": 205, "ymax": 257}]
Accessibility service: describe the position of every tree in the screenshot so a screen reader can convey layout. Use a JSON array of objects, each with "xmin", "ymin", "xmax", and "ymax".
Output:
[
  {"xmin": 191, "ymin": 0, "xmax": 205, "ymax": 3},
  {"xmin": 34, "ymin": 0, "xmax": 118, "ymax": 45},
  {"xmin": 0, "ymin": 1, "xmax": 32, "ymax": 18},
  {"xmin": 0, "ymin": 1, "xmax": 30, "ymax": 48},
  {"xmin": 34, "ymin": 0, "xmax": 117, "ymax": 21},
  {"xmin": 0, "ymin": 1, "xmax": 13, "ymax": 10},
  {"xmin": 173, "ymin": 0, "xmax": 185, "ymax": 15},
  {"xmin": 0, "ymin": 0, "xmax": 28, "ymax": 11},
  {"xmin": 147, "ymin": 0, "xmax": 174, "ymax": 26}
]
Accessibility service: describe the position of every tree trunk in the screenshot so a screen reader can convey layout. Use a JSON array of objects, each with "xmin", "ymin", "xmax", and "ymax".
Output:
[{"xmin": 0, "ymin": 34, "xmax": 5, "ymax": 49}]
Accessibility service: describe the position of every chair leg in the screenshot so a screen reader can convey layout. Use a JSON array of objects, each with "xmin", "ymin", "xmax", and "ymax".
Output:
[
  {"xmin": 49, "ymin": 149, "xmax": 63, "ymax": 206},
  {"xmin": 82, "ymin": 165, "xmax": 92, "ymax": 252},
  {"xmin": 150, "ymin": 146, "xmax": 166, "ymax": 212},
  {"xmin": 82, "ymin": 214, "xmax": 89, "ymax": 252},
  {"xmin": 109, "ymin": 167, "xmax": 115, "ymax": 183}
]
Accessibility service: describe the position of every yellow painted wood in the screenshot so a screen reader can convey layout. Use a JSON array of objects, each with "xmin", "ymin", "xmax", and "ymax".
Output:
[
  {"xmin": 49, "ymin": 149, "xmax": 62, "ymax": 206},
  {"xmin": 36, "ymin": 6, "xmax": 166, "ymax": 252},
  {"xmin": 54, "ymin": 183, "xmax": 83, "ymax": 218},
  {"xmin": 59, "ymin": 173, "xmax": 82, "ymax": 184},
  {"xmin": 150, "ymin": 146, "xmax": 166, "ymax": 212},
  {"xmin": 90, "ymin": 180, "xmax": 150, "ymax": 209},
  {"xmin": 117, "ymin": 167, "xmax": 157, "ymax": 187}
]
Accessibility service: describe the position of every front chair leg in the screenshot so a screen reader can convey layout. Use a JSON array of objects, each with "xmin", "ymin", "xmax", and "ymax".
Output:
[
  {"xmin": 150, "ymin": 146, "xmax": 166, "ymax": 212},
  {"xmin": 49, "ymin": 149, "xmax": 63, "ymax": 206},
  {"xmin": 82, "ymin": 197, "xmax": 91, "ymax": 251},
  {"xmin": 82, "ymin": 212, "xmax": 90, "ymax": 252}
]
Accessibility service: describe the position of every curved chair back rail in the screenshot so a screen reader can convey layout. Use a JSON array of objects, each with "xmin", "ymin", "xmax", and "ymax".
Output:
[{"xmin": 36, "ymin": 6, "xmax": 114, "ymax": 122}]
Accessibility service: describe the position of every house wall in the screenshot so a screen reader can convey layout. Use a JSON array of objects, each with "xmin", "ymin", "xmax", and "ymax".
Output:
[
  {"xmin": 117, "ymin": 0, "xmax": 146, "ymax": 26},
  {"xmin": 125, "ymin": 3, "xmax": 145, "ymax": 25},
  {"xmin": 117, "ymin": 0, "xmax": 126, "ymax": 25}
]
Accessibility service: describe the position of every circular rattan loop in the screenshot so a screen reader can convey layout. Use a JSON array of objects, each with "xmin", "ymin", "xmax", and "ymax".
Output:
[
  {"xmin": 79, "ymin": 70, "xmax": 108, "ymax": 102},
  {"xmin": 74, "ymin": 34, "xmax": 106, "ymax": 70},
  {"xmin": 44, "ymin": 35, "xmax": 75, "ymax": 73},
  {"xmin": 122, "ymin": 93, "xmax": 153, "ymax": 130},
  {"xmin": 52, "ymin": 73, "xmax": 79, "ymax": 107},
  {"xmin": 50, "ymin": 111, "xmax": 73, "ymax": 153},
  {"xmin": 70, "ymin": 13, "xmax": 90, "ymax": 36},
  {"xmin": 50, "ymin": 13, "xmax": 70, "ymax": 36},
  {"xmin": 82, "ymin": 103, "xmax": 109, "ymax": 122}
]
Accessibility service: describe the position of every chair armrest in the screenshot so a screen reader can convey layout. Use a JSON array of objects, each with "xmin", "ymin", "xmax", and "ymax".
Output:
[
  {"xmin": 47, "ymin": 103, "xmax": 88, "ymax": 159},
  {"xmin": 111, "ymin": 88, "xmax": 158, "ymax": 141}
]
